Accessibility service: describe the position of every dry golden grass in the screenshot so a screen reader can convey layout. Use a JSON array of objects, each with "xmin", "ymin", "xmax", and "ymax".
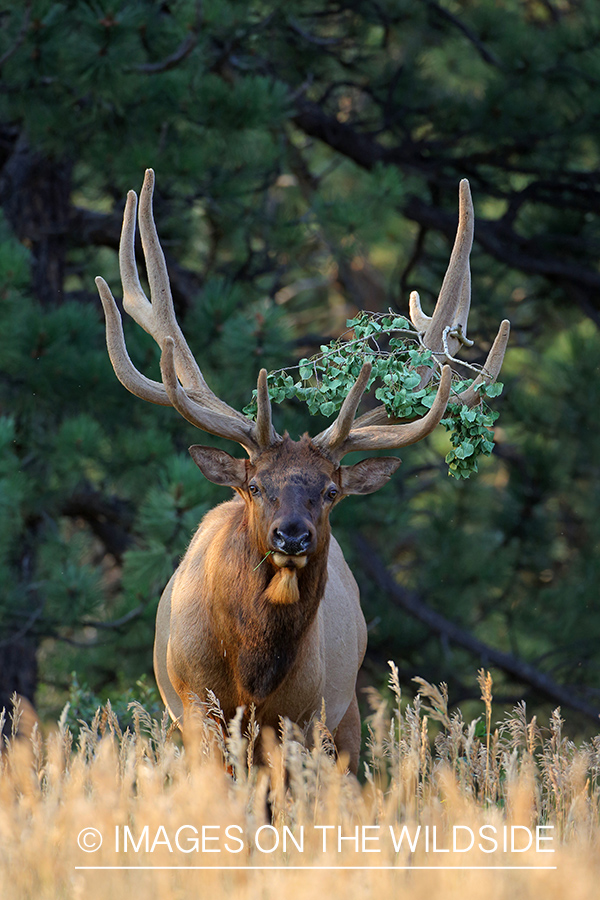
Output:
[{"xmin": 1, "ymin": 668, "xmax": 599, "ymax": 899}]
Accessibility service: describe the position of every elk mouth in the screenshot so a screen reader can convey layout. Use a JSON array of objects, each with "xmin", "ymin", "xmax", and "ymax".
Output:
[
  {"xmin": 269, "ymin": 525, "xmax": 313, "ymax": 566},
  {"xmin": 271, "ymin": 552, "xmax": 308, "ymax": 570}
]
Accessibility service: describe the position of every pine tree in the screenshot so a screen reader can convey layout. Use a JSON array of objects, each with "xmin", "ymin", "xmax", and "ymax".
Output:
[{"xmin": 1, "ymin": 0, "xmax": 599, "ymax": 725}]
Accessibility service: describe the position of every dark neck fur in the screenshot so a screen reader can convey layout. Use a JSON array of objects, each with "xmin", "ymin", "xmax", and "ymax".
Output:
[{"xmin": 215, "ymin": 506, "xmax": 330, "ymax": 705}]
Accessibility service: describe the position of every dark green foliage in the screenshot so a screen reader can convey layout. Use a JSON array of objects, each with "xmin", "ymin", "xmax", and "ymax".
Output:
[
  {"xmin": 245, "ymin": 310, "xmax": 503, "ymax": 477},
  {"xmin": 64, "ymin": 671, "xmax": 163, "ymax": 737},
  {"xmin": 1, "ymin": 0, "xmax": 600, "ymax": 728}
]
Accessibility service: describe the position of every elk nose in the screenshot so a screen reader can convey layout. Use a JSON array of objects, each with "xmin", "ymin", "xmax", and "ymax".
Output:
[{"xmin": 271, "ymin": 527, "xmax": 312, "ymax": 556}]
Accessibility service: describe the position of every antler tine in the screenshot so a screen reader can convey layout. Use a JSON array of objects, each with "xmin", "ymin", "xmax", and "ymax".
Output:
[
  {"xmin": 136, "ymin": 172, "xmax": 204, "ymax": 392},
  {"xmin": 454, "ymin": 318, "xmax": 510, "ymax": 407},
  {"xmin": 313, "ymin": 180, "xmax": 509, "ymax": 462},
  {"xmin": 313, "ymin": 362, "xmax": 372, "ymax": 454},
  {"xmin": 318, "ymin": 366, "xmax": 453, "ymax": 463},
  {"xmin": 349, "ymin": 319, "xmax": 510, "ymax": 431},
  {"xmin": 410, "ymin": 179, "xmax": 474, "ymax": 363},
  {"xmin": 407, "ymin": 179, "xmax": 509, "ymax": 410},
  {"xmin": 136, "ymin": 170, "xmax": 248, "ymax": 420},
  {"xmin": 118, "ymin": 188, "xmax": 154, "ymax": 335},
  {"xmin": 97, "ymin": 170, "xmax": 281, "ymax": 458},
  {"xmin": 160, "ymin": 338, "xmax": 261, "ymax": 452},
  {"xmin": 254, "ymin": 368, "xmax": 279, "ymax": 449},
  {"xmin": 96, "ymin": 275, "xmax": 171, "ymax": 405}
]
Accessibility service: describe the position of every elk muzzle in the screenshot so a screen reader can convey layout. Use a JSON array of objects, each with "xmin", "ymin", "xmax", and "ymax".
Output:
[{"xmin": 270, "ymin": 521, "xmax": 315, "ymax": 568}]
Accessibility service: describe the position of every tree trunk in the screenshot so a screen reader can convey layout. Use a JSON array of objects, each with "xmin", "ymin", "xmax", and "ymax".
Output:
[
  {"xmin": 0, "ymin": 133, "xmax": 72, "ymax": 306},
  {"xmin": 0, "ymin": 638, "xmax": 38, "ymax": 736}
]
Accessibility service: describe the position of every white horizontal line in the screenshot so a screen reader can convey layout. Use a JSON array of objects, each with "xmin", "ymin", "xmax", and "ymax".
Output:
[{"xmin": 75, "ymin": 866, "xmax": 558, "ymax": 871}]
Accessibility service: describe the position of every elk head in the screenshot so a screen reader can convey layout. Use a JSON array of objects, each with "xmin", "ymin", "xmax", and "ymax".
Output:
[
  {"xmin": 95, "ymin": 171, "xmax": 509, "ymax": 568},
  {"xmin": 188, "ymin": 434, "xmax": 402, "ymax": 575}
]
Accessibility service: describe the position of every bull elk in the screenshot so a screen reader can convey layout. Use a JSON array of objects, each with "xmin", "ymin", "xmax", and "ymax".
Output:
[{"xmin": 96, "ymin": 170, "xmax": 509, "ymax": 773}]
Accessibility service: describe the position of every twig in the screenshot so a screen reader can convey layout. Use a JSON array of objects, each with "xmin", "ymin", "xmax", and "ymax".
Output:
[
  {"xmin": 424, "ymin": 0, "xmax": 503, "ymax": 69},
  {"xmin": 136, "ymin": 1, "xmax": 203, "ymax": 74},
  {"xmin": 81, "ymin": 604, "xmax": 146, "ymax": 630},
  {"xmin": 0, "ymin": 596, "xmax": 45, "ymax": 648},
  {"xmin": 253, "ymin": 550, "xmax": 273, "ymax": 571},
  {"xmin": 0, "ymin": 2, "xmax": 32, "ymax": 70}
]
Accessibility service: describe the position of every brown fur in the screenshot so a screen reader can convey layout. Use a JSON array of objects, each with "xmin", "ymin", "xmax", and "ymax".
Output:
[
  {"xmin": 263, "ymin": 568, "xmax": 301, "ymax": 605},
  {"xmin": 154, "ymin": 435, "xmax": 400, "ymax": 773}
]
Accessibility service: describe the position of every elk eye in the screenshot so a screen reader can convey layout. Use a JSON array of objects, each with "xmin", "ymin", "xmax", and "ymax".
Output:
[
  {"xmin": 326, "ymin": 487, "xmax": 338, "ymax": 501},
  {"xmin": 248, "ymin": 483, "xmax": 260, "ymax": 496}
]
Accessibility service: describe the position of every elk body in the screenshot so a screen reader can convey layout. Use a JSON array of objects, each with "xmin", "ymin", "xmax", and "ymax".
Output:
[{"xmin": 96, "ymin": 171, "xmax": 509, "ymax": 773}]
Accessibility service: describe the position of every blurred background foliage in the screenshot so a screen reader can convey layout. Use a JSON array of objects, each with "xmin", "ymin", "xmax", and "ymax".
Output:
[{"xmin": 0, "ymin": 0, "xmax": 599, "ymax": 732}]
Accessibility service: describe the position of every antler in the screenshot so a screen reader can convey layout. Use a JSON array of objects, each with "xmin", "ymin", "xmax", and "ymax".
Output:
[
  {"xmin": 97, "ymin": 173, "xmax": 508, "ymax": 469},
  {"xmin": 95, "ymin": 169, "xmax": 280, "ymax": 459},
  {"xmin": 313, "ymin": 361, "xmax": 453, "ymax": 462},
  {"xmin": 408, "ymin": 179, "xmax": 510, "ymax": 402},
  {"xmin": 314, "ymin": 179, "xmax": 510, "ymax": 462}
]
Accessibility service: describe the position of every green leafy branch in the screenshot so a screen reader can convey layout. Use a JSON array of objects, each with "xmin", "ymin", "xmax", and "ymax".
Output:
[{"xmin": 244, "ymin": 311, "xmax": 503, "ymax": 478}]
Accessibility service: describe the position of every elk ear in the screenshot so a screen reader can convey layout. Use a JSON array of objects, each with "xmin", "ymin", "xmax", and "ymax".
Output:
[
  {"xmin": 340, "ymin": 457, "xmax": 401, "ymax": 495},
  {"xmin": 189, "ymin": 445, "xmax": 247, "ymax": 487}
]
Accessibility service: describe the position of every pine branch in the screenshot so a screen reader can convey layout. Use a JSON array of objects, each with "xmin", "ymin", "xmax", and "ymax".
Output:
[
  {"xmin": 424, "ymin": 0, "xmax": 503, "ymax": 68},
  {"xmin": 355, "ymin": 534, "xmax": 600, "ymax": 723},
  {"xmin": 67, "ymin": 206, "xmax": 203, "ymax": 313},
  {"xmin": 403, "ymin": 192, "xmax": 600, "ymax": 293},
  {"xmin": 136, "ymin": 0, "xmax": 203, "ymax": 74},
  {"xmin": 81, "ymin": 604, "xmax": 147, "ymax": 631},
  {"xmin": 0, "ymin": 2, "xmax": 32, "ymax": 70},
  {"xmin": 292, "ymin": 96, "xmax": 600, "ymax": 321}
]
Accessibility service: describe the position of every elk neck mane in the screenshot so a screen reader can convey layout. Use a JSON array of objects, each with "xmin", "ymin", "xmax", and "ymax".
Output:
[{"xmin": 198, "ymin": 435, "xmax": 332, "ymax": 706}]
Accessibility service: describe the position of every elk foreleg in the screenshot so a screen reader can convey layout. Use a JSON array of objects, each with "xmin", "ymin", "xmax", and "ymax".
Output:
[{"xmin": 333, "ymin": 692, "xmax": 361, "ymax": 775}]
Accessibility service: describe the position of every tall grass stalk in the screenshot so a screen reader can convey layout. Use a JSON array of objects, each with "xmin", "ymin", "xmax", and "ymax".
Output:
[{"xmin": 1, "ymin": 669, "xmax": 599, "ymax": 899}]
